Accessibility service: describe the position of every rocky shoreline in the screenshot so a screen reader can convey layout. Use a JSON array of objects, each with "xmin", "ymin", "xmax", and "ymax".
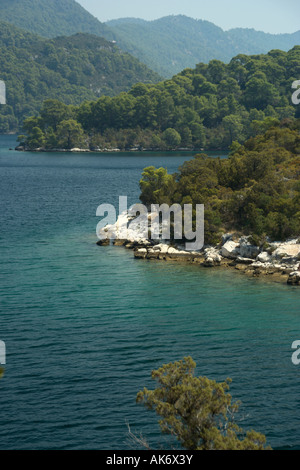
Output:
[
  {"xmin": 14, "ymin": 145, "xmax": 202, "ymax": 153},
  {"xmin": 96, "ymin": 211, "xmax": 300, "ymax": 286}
]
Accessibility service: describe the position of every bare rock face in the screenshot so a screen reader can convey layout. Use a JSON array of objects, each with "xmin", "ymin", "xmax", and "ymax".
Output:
[
  {"xmin": 96, "ymin": 238, "xmax": 110, "ymax": 246},
  {"xmin": 164, "ymin": 246, "xmax": 195, "ymax": 262},
  {"xmin": 134, "ymin": 248, "xmax": 148, "ymax": 259},
  {"xmin": 221, "ymin": 241, "xmax": 240, "ymax": 259},
  {"xmin": 287, "ymin": 271, "xmax": 300, "ymax": 285},
  {"xmin": 236, "ymin": 256, "xmax": 254, "ymax": 265},
  {"xmin": 272, "ymin": 244, "xmax": 300, "ymax": 260},
  {"xmin": 239, "ymin": 236, "xmax": 261, "ymax": 259},
  {"xmin": 202, "ymin": 247, "xmax": 222, "ymax": 267},
  {"xmin": 113, "ymin": 239, "xmax": 127, "ymax": 246},
  {"xmin": 257, "ymin": 252, "xmax": 272, "ymax": 263}
]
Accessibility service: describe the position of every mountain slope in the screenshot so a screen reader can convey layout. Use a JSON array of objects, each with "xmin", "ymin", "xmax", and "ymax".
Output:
[
  {"xmin": 0, "ymin": 0, "xmax": 114, "ymax": 40},
  {"xmin": 107, "ymin": 15, "xmax": 300, "ymax": 77},
  {"xmin": 22, "ymin": 46, "xmax": 300, "ymax": 152},
  {"xmin": 2, "ymin": 2, "xmax": 299, "ymax": 80},
  {"xmin": 0, "ymin": 22, "xmax": 161, "ymax": 133}
]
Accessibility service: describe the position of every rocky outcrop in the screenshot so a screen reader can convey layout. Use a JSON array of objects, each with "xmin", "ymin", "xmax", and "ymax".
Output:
[
  {"xmin": 221, "ymin": 240, "xmax": 239, "ymax": 259},
  {"xmin": 96, "ymin": 238, "xmax": 110, "ymax": 246},
  {"xmin": 202, "ymin": 247, "xmax": 222, "ymax": 267},
  {"xmin": 219, "ymin": 235, "xmax": 300, "ymax": 281},
  {"xmin": 272, "ymin": 243, "xmax": 300, "ymax": 260},
  {"xmin": 257, "ymin": 252, "xmax": 272, "ymax": 263},
  {"xmin": 239, "ymin": 236, "xmax": 261, "ymax": 259},
  {"xmin": 287, "ymin": 271, "xmax": 300, "ymax": 285},
  {"xmin": 134, "ymin": 244, "xmax": 203, "ymax": 263},
  {"xmin": 96, "ymin": 213, "xmax": 300, "ymax": 286},
  {"xmin": 134, "ymin": 248, "xmax": 148, "ymax": 259},
  {"xmin": 221, "ymin": 236, "xmax": 261, "ymax": 260}
]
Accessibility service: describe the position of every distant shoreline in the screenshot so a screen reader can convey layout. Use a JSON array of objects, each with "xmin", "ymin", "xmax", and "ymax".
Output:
[{"xmin": 13, "ymin": 145, "xmax": 229, "ymax": 154}]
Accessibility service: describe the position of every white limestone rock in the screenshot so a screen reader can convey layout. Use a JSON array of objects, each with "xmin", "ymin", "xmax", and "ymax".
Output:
[
  {"xmin": 287, "ymin": 271, "xmax": 300, "ymax": 285},
  {"xmin": 221, "ymin": 241, "xmax": 240, "ymax": 259},
  {"xmin": 272, "ymin": 244, "xmax": 300, "ymax": 260},
  {"xmin": 239, "ymin": 237, "xmax": 260, "ymax": 259},
  {"xmin": 257, "ymin": 252, "xmax": 272, "ymax": 263},
  {"xmin": 153, "ymin": 244, "xmax": 170, "ymax": 254},
  {"xmin": 203, "ymin": 247, "xmax": 222, "ymax": 266}
]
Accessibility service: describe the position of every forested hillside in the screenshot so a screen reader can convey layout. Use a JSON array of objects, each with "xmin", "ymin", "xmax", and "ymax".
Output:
[
  {"xmin": 0, "ymin": 0, "xmax": 114, "ymax": 40},
  {"xmin": 107, "ymin": 16, "xmax": 300, "ymax": 77},
  {"xmin": 0, "ymin": 22, "xmax": 161, "ymax": 133},
  {"xmin": 20, "ymin": 47, "xmax": 300, "ymax": 151},
  {"xmin": 2, "ymin": 1, "xmax": 299, "ymax": 80},
  {"xmin": 139, "ymin": 119, "xmax": 300, "ymax": 244}
]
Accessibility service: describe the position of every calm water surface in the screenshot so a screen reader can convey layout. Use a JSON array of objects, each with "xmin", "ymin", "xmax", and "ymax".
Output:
[{"xmin": 0, "ymin": 136, "xmax": 299, "ymax": 450}]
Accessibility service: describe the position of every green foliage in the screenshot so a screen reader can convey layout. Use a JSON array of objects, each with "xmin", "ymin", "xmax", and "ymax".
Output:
[
  {"xmin": 222, "ymin": 114, "xmax": 244, "ymax": 144},
  {"xmin": 107, "ymin": 16, "xmax": 300, "ymax": 78},
  {"xmin": 139, "ymin": 167, "xmax": 175, "ymax": 206},
  {"xmin": 162, "ymin": 128, "xmax": 182, "ymax": 149},
  {"xmin": 20, "ymin": 47, "xmax": 300, "ymax": 151},
  {"xmin": 138, "ymin": 120, "xmax": 300, "ymax": 243},
  {"xmin": 137, "ymin": 357, "xmax": 270, "ymax": 450},
  {"xmin": 40, "ymin": 100, "xmax": 71, "ymax": 131},
  {"xmin": 1, "ymin": 2, "xmax": 299, "ymax": 80},
  {"xmin": 26, "ymin": 126, "xmax": 45, "ymax": 150},
  {"xmin": 0, "ymin": 0, "xmax": 114, "ymax": 40},
  {"xmin": 56, "ymin": 119, "xmax": 85, "ymax": 149},
  {"xmin": 0, "ymin": 21, "xmax": 160, "ymax": 133}
]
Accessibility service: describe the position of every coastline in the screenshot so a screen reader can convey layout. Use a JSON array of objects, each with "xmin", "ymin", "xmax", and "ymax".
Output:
[
  {"xmin": 96, "ymin": 212, "xmax": 300, "ymax": 287},
  {"xmin": 99, "ymin": 239, "xmax": 299, "ymax": 286},
  {"xmin": 14, "ymin": 145, "xmax": 219, "ymax": 154}
]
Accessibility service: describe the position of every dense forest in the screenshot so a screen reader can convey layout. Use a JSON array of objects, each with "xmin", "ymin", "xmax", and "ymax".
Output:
[
  {"xmin": 20, "ymin": 47, "xmax": 300, "ymax": 151},
  {"xmin": 1, "ymin": 0, "xmax": 299, "ymax": 79},
  {"xmin": 107, "ymin": 16, "xmax": 300, "ymax": 77},
  {"xmin": 139, "ymin": 119, "xmax": 300, "ymax": 244},
  {"xmin": 0, "ymin": 22, "xmax": 160, "ymax": 133},
  {"xmin": 0, "ymin": 0, "xmax": 114, "ymax": 40}
]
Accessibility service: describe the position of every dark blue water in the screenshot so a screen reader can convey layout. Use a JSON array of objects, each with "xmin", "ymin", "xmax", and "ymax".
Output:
[{"xmin": 0, "ymin": 135, "xmax": 300, "ymax": 450}]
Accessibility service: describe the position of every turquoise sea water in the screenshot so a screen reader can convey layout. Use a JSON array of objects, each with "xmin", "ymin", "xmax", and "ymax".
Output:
[{"xmin": 0, "ymin": 135, "xmax": 300, "ymax": 450}]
